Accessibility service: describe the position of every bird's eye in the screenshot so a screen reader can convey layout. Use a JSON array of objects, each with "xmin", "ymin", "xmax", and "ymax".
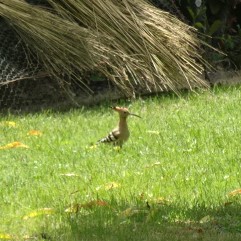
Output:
[{"xmin": 123, "ymin": 111, "xmax": 127, "ymax": 114}]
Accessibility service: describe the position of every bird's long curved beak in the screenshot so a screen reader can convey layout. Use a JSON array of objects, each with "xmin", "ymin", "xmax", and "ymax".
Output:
[{"xmin": 130, "ymin": 113, "xmax": 141, "ymax": 118}]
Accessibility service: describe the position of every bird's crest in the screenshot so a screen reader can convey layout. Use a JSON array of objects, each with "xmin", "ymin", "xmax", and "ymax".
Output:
[{"xmin": 111, "ymin": 106, "xmax": 141, "ymax": 118}]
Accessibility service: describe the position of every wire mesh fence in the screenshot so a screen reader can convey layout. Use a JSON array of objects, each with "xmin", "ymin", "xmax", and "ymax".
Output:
[
  {"xmin": 0, "ymin": 14, "xmax": 85, "ymax": 111},
  {"xmin": 0, "ymin": 17, "xmax": 46, "ymax": 109}
]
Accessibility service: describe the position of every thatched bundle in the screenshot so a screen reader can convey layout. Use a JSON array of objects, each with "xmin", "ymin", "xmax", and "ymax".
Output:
[{"xmin": 0, "ymin": 0, "xmax": 209, "ymax": 95}]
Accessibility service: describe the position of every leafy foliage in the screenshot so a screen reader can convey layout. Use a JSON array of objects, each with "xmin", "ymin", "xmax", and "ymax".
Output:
[{"xmin": 171, "ymin": 0, "xmax": 241, "ymax": 68}]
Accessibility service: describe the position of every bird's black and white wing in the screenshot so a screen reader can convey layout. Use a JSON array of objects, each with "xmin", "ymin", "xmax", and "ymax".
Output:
[{"xmin": 98, "ymin": 128, "xmax": 120, "ymax": 144}]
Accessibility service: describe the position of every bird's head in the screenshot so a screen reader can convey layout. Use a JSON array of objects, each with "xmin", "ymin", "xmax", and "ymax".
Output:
[{"xmin": 111, "ymin": 106, "xmax": 141, "ymax": 119}]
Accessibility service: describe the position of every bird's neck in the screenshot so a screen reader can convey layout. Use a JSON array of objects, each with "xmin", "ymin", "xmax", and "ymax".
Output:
[{"xmin": 118, "ymin": 117, "xmax": 128, "ymax": 130}]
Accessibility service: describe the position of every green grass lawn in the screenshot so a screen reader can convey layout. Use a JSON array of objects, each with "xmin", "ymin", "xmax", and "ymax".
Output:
[{"xmin": 0, "ymin": 86, "xmax": 241, "ymax": 241}]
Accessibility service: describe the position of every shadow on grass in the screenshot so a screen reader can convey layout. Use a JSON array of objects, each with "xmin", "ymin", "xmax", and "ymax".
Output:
[
  {"xmin": 39, "ymin": 199, "xmax": 241, "ymax": 241},
  {"xmin": 2, "ymin": 84, "xmax": 241, "ymax": 116},
  {"xmin": 0, "ymin": 84, "xmax": 241, "ymax": 116}
]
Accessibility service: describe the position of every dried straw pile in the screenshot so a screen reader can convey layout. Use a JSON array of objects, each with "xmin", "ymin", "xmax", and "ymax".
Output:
[{"xmin": 0, "ymin": 0, "xmax": 209, "ymax": 95}]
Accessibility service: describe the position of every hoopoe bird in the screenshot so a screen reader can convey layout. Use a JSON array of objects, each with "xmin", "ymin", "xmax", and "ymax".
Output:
[{"xmin": 98, "ymin": 106, "xmax": 141, "ymax": 147}]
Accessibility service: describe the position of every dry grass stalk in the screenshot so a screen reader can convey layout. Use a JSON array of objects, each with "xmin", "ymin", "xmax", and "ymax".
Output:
[{"xmin": 0, "ymin": 0, "xmax": 209, "ymax": 95}]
